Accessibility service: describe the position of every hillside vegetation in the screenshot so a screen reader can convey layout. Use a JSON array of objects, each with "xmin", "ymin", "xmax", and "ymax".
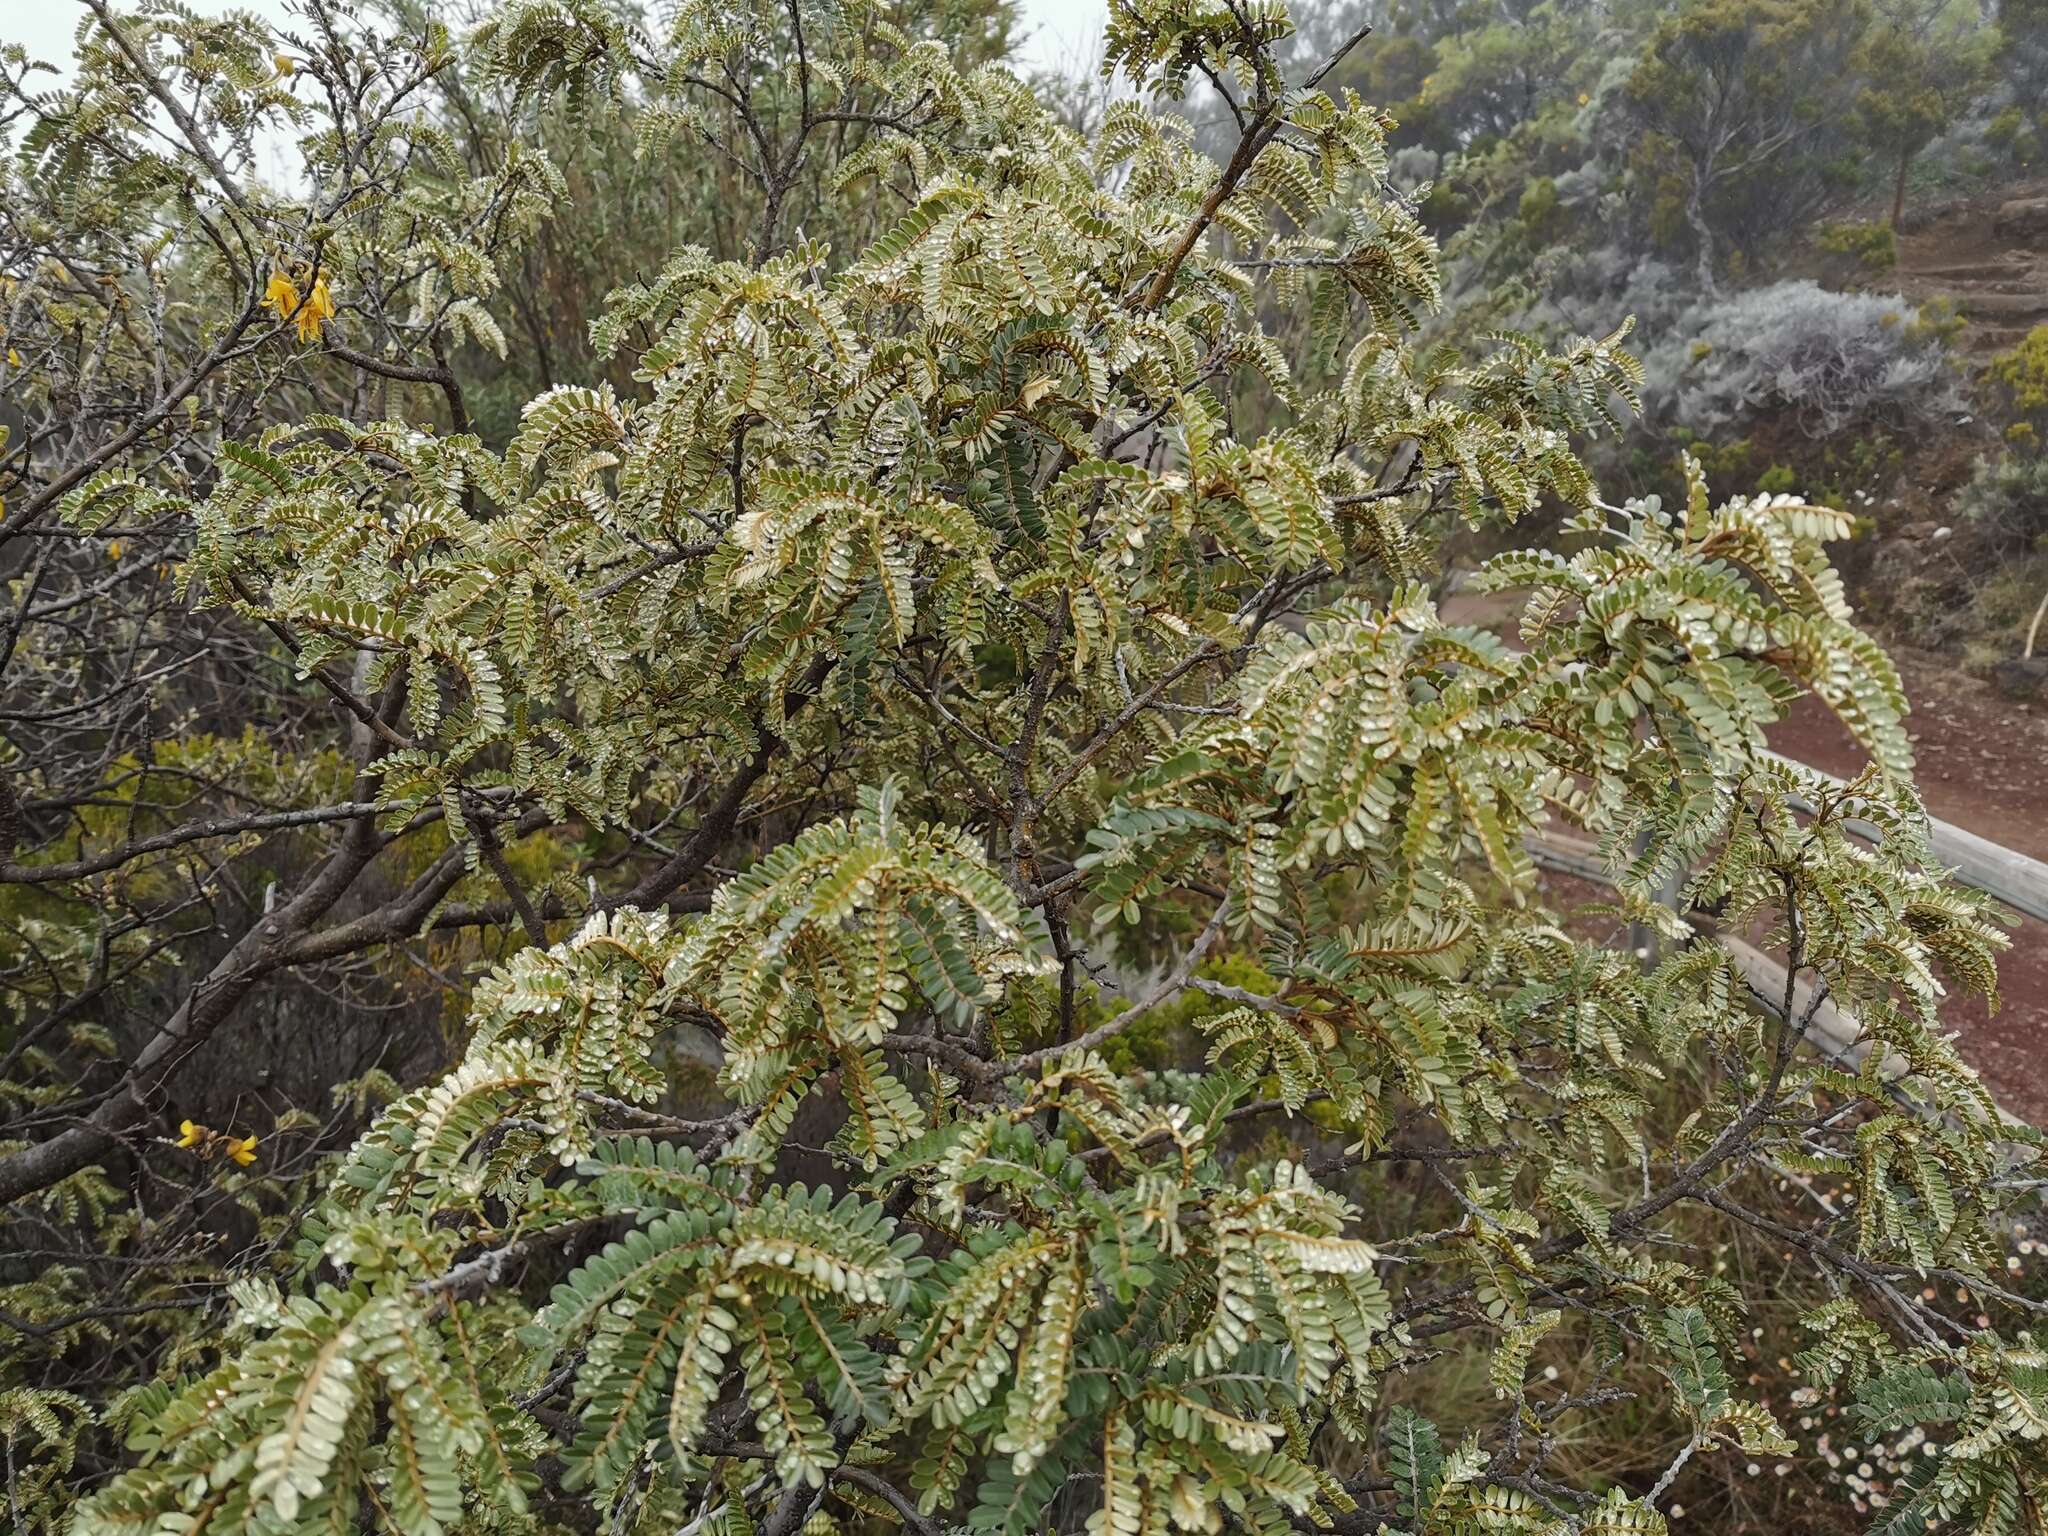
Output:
[
  {"xmin": 1273, "ymin": 0, "xmax": 2048, "ymax": 669},
  {"xmin": 1, "ymin": 4, "xmax": 2045, "ymax": 1536}
]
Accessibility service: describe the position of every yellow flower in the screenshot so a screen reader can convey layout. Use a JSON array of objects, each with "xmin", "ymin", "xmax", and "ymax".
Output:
[
  {"xmin": 108, "ymin": 540, "xmax": 124, "ymax": 560},
  {"xmin": 176, "ymin": 1119, "xmax": 204, "ymax": 1148},
  {"xmin": 5, "ymin": 348, "xmax": 18, "ymax": 368},
  {"xmin": 273, "ymin": 53, "xmax": 296, "ymax": 77},
  {"xmin": 265, "ymin": 268, "xmax": 337, "ymax": 343},
  {"xmin": 225, "ymin": 1134, "xmax": 259, "ymax": 1167},
  {"xmin": 264, "ymin": 268, "xmax": 300, "ymax": 323},
  {"xmin": 297, "ymin": 276, "xmax": 335, "ymax": 343}
]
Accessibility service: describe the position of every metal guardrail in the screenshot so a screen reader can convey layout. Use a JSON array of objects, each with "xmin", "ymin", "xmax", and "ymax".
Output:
[
  {"xmin": 1531, "ymin": 757, "xmax": 2048, "ymax": 926},
  {"xmin": 1917, "ymin": 817, "xmax": 2048, "ymax": 925},
  {"xmin": 1526, "ymin": 819, "xmax": 2024, "ymax": 1133},
  {"xmin": 1767, "ymin": 754, "xmax": 2048, "ymax": 926},
  {"xmin": 1527, "ymin": 829, "xmax": 1956, "ymax": 1139}
]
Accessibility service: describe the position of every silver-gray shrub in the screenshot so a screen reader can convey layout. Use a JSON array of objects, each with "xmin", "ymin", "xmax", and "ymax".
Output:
[{"xmin": 1640, "ymin": 279, "xmax": 1965, "ymax": 438}]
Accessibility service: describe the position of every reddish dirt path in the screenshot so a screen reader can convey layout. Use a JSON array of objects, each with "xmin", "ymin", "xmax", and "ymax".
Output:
[
  {"xmin": 1768, "ymin": 645, "xmax": 2048, "ymax": 1126},
  {"xmin": 1890, "ymin": 175, "xmax": 2048, "ymax": 359},
  {"xmin": 1446, "ymin": 583, "xmax": 2047, "ymax": 1122},
  {"xmin": 1769, "ymin": 645, "xmax": 2048, "ymax": 863}
]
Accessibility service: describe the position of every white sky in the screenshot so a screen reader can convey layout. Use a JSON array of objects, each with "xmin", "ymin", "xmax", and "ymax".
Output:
[
  {"xmin": 6, "ymin": 0, "xmax": 1105, "ymax": 79},
  {"xmin": 1012, "ymin": 0, "xmax": 1104, "ymax": 73}
]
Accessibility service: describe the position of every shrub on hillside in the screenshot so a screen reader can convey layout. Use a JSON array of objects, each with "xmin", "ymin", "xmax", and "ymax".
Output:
[
  {"xmin": 8, "ymin": 5, "xmax": 2045, "ymax": 1535},
  {"xmin": 1986, "ymin": 323, "xmax": 2048, "ymax": 445},
  {"xmin": 1956, "ymin": 448, "xmax": 2048, "ymax": 548},
  {"xmin": 1643, "ymin": 279, "xmax": 1964, "ymax": 437},
  {"xmin": 1514, "ymin": 263, "xmax": 1956, "ymax": 444},
  {"xmin": 1514, "ymin": 242, "xmax": 1693, "ymax": 340},
  {"xmin": 1815, "ymin": 217, "xmax": 1897, "ymax": 270}
]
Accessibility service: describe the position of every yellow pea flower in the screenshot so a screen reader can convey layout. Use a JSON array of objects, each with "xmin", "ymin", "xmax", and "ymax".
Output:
[
  {"xmin": 108, "ymin": 539, "xmax": 124, "ymax": 560},
  {"xmin": 265, "ymin": 268, "xmax": 337, "ymax": 343},
  {"xmin": 273, "ymin": 53, "xmax": 295, "ymax": 77},
  {"xmin": 5, "ymin": 348, "xmax": 18, "ymax": 368},
  {"xmin": 297, "ymin": 276, "xmax": 335, "ymax": 343},
  {"xmin": 264, "ymin": 268, "xmax": 300, "ymax": 323},
  {"xmin": 172, "ymin": 1117, "xmax": 258, "ymax": 1166}
]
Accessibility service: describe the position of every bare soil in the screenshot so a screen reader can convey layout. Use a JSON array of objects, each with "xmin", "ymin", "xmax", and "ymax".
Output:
[
  {"xmin": 1796, "ymin": 174, "xmax": 2048, "ymax": 358},
  {"xmin": 1770, "ymin": 643, "xmax": 2048, "ymax": 861},
  {"xmin": 1769, "ymin": 645, "xmax": 2048, "ymax": 1125},
  {"xmin": 1444, "ymin": 583, "xmax": 2048, "ymax": 1122},
  {"xmin": 1892, "ymin": 176, "xmax": 2048, "ymax": 357}
]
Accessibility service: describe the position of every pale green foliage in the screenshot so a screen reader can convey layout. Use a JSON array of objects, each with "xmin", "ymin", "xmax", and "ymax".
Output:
[
  {"xmin": 18, "ymin": 1, "xmax": 2047, "ymax": 1534},
  {"xmin": 673, "ymin": 780, "xmax": 1053, "ymax": 1161}
]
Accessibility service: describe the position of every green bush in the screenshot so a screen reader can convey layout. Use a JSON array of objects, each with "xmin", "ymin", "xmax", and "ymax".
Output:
[
  {"xmin": 3, "ymin": 5, "xmax": 2042, "ymax": 1536},
  {"xmin": 1756, "ymin": 461, "xmax": 1801, "ymax": 495},
  {"xmin": 1987, "ymin": 324, "xmax": 2048, "ymax": 441},
  {"xmin": 1816, "ymin": 218, "xmax": 1898, "ymax": 272}
]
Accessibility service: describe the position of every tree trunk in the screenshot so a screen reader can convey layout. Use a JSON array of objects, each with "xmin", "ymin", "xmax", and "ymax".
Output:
[
  {"xmin": 0, "ymin": 815, "xmax": 387, "ymax": 1206},
  {"xmin": 1685, "ymin": 177, "xmax": 1719, "ymax": 298},
  {"xmin": 1891, "ymin": 148, "xmax": 1912, "ymax": 230}
]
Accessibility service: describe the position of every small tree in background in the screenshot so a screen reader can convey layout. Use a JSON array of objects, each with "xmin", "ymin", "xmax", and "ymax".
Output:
[
  {"xmin": 3, "ymin": 2, "xmax": 2045, "ymax": 1535},
  {"xmin": 1621, "ymin": 0, "xmax": 1866, "ymax": 294},
  {"xmin": 1854, "ymin": 0, "xmax": 1994, "ymax": 229},
  {"xmin": 1998, "ymin": 0, "xmax": 2048, "ymax": 152}
]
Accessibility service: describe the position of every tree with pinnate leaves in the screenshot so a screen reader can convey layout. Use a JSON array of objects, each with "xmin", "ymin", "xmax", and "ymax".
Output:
[{"xmin": 4, "ymin": 3, "xmax": 2046, "ymax": 1536}]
